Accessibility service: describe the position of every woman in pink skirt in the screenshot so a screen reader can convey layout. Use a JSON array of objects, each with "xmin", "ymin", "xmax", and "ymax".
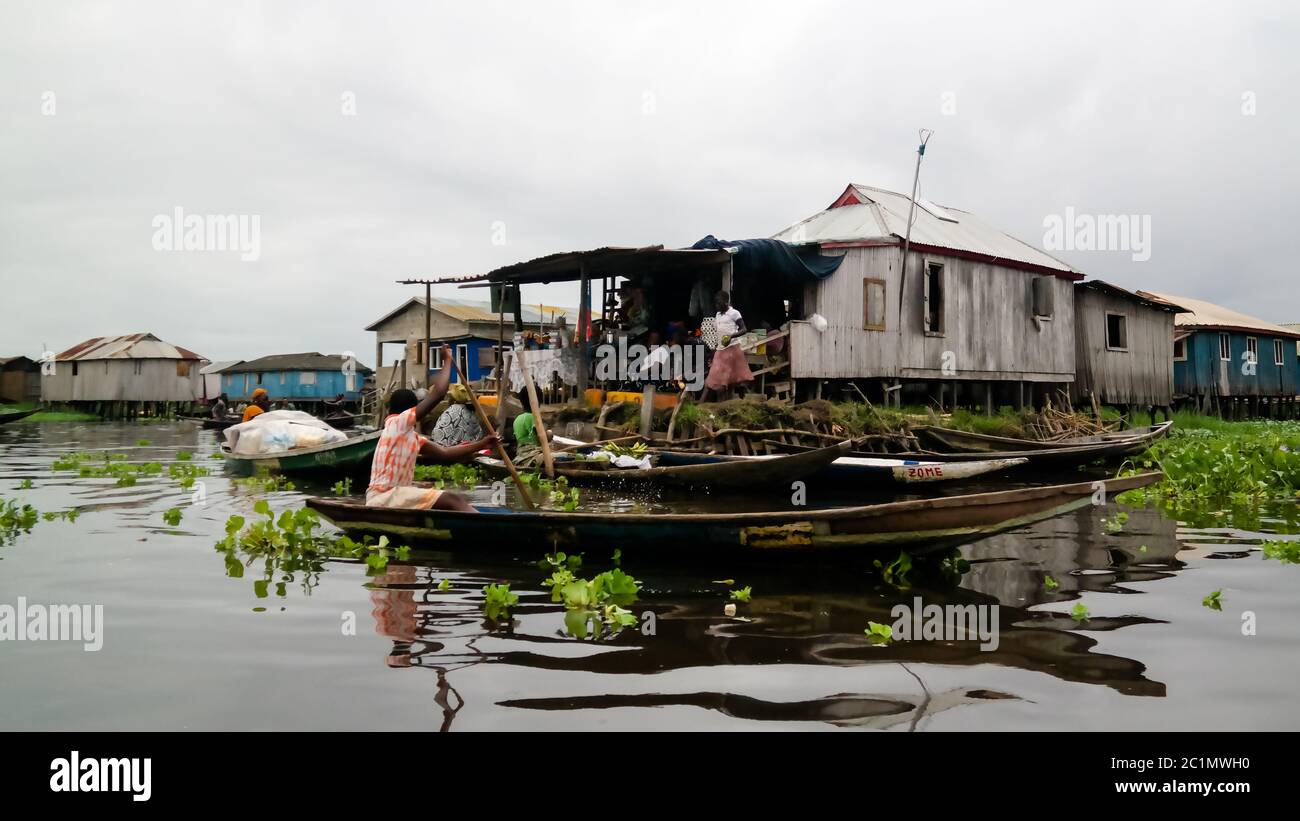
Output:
[{"xmin": 704, "ymin": 290, "xmax": 753, "ymax": 399}]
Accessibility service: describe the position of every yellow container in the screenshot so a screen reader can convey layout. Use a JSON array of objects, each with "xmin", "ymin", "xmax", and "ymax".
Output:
[{"xmin": 606, "ymin": 390, "xmax": 679, "ymax": 411}]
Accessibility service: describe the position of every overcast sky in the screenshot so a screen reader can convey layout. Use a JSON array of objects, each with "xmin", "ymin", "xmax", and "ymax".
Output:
[{"xmin": 2, "ymin": 0, "xmax": 1297, "ymax": 365}]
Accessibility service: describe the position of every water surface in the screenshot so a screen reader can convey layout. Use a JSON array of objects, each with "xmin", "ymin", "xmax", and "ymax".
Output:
[{"xmin": 2, "ymin": 421, "xmax": 1298, "ymax": 731}]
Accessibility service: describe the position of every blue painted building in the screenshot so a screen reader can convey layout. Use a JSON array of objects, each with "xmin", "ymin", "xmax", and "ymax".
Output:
[
  {"xmin": 365, "ymin": 297, "xmax": 580, "ymax": 391},
  {"xmin": 1141, "ymin": 292, "xmax": 1300, "ymax": 408},
  {"xmin": 219, "ymin": 353, "xmax": 373, "ymax": 403}
]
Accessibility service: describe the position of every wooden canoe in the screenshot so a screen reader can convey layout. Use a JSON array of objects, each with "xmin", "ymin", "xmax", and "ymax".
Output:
[
  {"xmin": 912, "ymin": 421, "xmax": 1172, "ymax": 453},
  {"xmin": 652, "ymin": 449, "xmax": 1028, "ymax": 485},
  {"xmin": 180, "ymin": 415, "xmax": 242, "ymax": 430},
  {"xmin": 475, "ymin": 441, "xmax": 851, "ymax": 489},
  {"xmin": 305, "ymin": 471, "xmax": 1163, "ymax": 552},
  {"xmin": 0, "ymin": 408, "xmax": 39, "ymax": 425},
  {"xmin": 222, "ymin": 429, "xmax": 382, "ymax": 476}
]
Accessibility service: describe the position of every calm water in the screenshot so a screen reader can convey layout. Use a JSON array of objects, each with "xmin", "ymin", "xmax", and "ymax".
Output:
[{"xmin": 2, "ymin": 421, "xmax": 1299, "ymax": 731}]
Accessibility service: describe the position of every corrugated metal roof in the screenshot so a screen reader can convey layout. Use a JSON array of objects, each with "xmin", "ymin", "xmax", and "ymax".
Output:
[
  {"xmin": 1078, "ymin": 280, "xmax": 1187, "ymax": 312},
  {"xmin": 772, "ymin": 183, "xmax": 1081, "ymax": 277},
  {"xmin": 366, "ymin": 297, "xmax": 586, "ymax": 331},
  {"xmin": 55, "ymin": 333, "xmax": 204, "ymax": 361},
  {"xmin": 1138, "ymin": 292, "xmax": 1300, "ymax": 340},
  {"xmin": 223, "ymin": 353, "xmax": 373, "ymax": 374},
  {"xmin": 200, "ymin": 360, "xmax": 243, "ymax": 375}
]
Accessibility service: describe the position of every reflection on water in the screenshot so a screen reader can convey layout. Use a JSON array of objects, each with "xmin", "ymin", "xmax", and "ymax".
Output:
[{"xmin": 2, "ymin": 421, "xmax": 1300, "ymax": 730}]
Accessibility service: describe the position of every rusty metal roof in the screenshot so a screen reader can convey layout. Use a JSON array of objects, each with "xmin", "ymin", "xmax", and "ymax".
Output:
[
  {"xmin": 1139, "ymin": 292, "xmax": 1300, "ymax": 340},
  {"xmin": 55, "ymin": 333, "xmax": 205, "ymax": 361},
  {"xmin": 773, "ymin": 183, "xmax": 1082, "ymax": 277}
]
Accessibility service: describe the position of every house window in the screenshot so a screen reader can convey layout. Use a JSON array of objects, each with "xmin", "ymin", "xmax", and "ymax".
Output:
[
  {"xmin": 456, "ymin": 344, "xmax": 470, "ymax": 381},
  {"xmin": 863, "ymin": 278, "xmax": 886, "ymax": 331},
  {"xmin": 923, "ymin": 261, "xmax": 945, "ymax": 335},
  {"xmin": 1219, "ymin": 333, "xmax": 1231, "ymax": 361},
  {"xmin": 300, "ymin": 371, "xmax": 317, "ymax": 386},
  {"xmin": 134, "ymin": 360, "xmax": 143, "ymax": 375},
  {"xmin": 1032, "ymin": 276, "xmax": 1054, "ymax": 319},
  {"xmin": 1246, "ymin": 337, "xmax": 1258, "ymax": 365},
  {"xmin": 430, "ymin": 346, "xmax": 444, "ymax": 369},
  {"xmin": 176, "ymin": 361, "xmax": 191, "ymax": 377},
  {"xmin": 72, "ymin": 362, "xmax": 78, "ymax": 377},
  {"xmin": 1105, "ymin": 313, "xmax": 1128, "ymax": 351},
  {"xmin": 1173, "ymin": 337, "xmax": 1187, "ymax": 361},
  {"xmin": 256, "ymin": 373, "xmax": 264, "ymax": 384},
  {"xmin": 1275, "ymin": 339, "xmax": 1286, "ymax": 365}
]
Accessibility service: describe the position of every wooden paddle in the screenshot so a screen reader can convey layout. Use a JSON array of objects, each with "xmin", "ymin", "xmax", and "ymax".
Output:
[
  {"xmin": 450, "ymin": 361, "xmax": 535, "ymax": 510},
  {"xmin": 520, "ymin": 362, "xmax": 555, "ymax": 479}
]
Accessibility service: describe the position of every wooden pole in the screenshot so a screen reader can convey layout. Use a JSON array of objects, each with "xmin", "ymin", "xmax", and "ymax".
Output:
[
  {"xmin": 451, "ymin": 359, "xmax": 535, "ymax": 509},
  {"xmin": 425, "ymin": 283, "xmax": 433, "ymax": 388},
  {"xmin": 521, "ymin": 362, "xmax": 555, "ymax": 479},
  {"xmin": 639, "ymin": 385, "xmax": 655, "ymax": 438}
]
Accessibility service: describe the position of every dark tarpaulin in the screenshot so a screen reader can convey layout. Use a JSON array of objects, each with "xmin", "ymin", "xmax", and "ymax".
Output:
[
  {"xmin": 689, "ymin": 236, "xmax": 843, "ymax": 328},
  {"xmin": 689, "ymin": 236, "xmax": 844, "ymax": 286}
]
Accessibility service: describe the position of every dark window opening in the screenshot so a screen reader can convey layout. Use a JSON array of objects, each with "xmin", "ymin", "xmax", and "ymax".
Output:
[
  {"xmin": 924, "ymin": 262, "xmax": 945, "ymax": 334},
  {"xmin": 1106, "ymin": 313, "xmax": 1128, "ymax": 350}
]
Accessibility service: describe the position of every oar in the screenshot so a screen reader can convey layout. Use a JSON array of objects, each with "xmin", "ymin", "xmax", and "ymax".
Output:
[
  {"xmin": 520, "ymin": 363, "xmax": 555, "ymax": 479},
  {"xmin": 450, "ymin": 361, "xmax": 535, "ymax": 510}
]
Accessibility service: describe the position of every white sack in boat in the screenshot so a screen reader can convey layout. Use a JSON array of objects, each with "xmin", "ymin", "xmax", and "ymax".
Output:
[{"xmin": 224, "ymin": 410, "xmax": 347, "ymax": 455}]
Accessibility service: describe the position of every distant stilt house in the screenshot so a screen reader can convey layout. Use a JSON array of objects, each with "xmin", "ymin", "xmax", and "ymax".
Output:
[
  {"xmin": 771, "ymin": 184, "xmax": 1083, "ymax": 408},
  {"xmin": 220, "ymin": 353, "xmax": 372, "ymax": 408},
  {"xmin": 201, "ymin": 360, "xmax": 242, "ymax": 402},
  {"xmin": 0, "ymin": 356, "xmax": 41, "ymax": 404},
  {"xmin": 365, "ymin": 297, "xmax": 582, "ymax": 391},
  {"xmin": 40, "ymin": 333, "xmax": 207, "ymax": 417},
  {"xmin": 1071, "ymin": 282, "xmax": 1187, "ymax": 414},
  {"xmin": 1138, "ymin": 292, "xmax": 1300, "ymax": 417}
]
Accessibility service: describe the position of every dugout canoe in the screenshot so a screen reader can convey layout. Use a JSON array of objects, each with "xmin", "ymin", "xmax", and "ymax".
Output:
[
  {"xmin": 180, "ymin": 415, "xmax": 242, "ymax": 431},
  {"xmin": 911, "ymin": 421, "xmax": 1172, "ymax": 454},
  {"xmin": 222, "ymin": 429, "xmax": 381, "ymax": 476},
  {"xmin": 0, "ymin": 408, "xmax": 40, "ymax": 425},
  {"xmin": 475, "ymin": 441, "xmax": 851, "ymax": 489},
  {"xmin": 652, "ymin": 449, "xmax": 1028, "ymax": 485},
  {"xmin": 304, "ymin": 471, "xmax": 1163, "ymax": 552}
]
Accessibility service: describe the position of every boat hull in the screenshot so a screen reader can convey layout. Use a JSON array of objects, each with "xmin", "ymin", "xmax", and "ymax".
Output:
[
  {"xmin": 305, "ymin": 471, "xmax": 1162, "ymax": 553},
  {"xmin": 223, "ymin": 430, "xmax": 381, "ymax": 476},
  {"xmin": 652, "ymin": 450, "xmax": 1027, "ymax": 484},
  {"xmin": 478, "ymin": 442, "xmax": 850, "ymax": 489}
]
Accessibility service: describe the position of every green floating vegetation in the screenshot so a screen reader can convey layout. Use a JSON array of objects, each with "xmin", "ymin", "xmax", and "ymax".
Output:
[
  {"xmin": 18, "ymin": 479, "xmax": 33, "ymax": 490},
  {"xmin": 1, "ymin": 498, "xmax": 79, "ymax": 546},
  {"xmin": 331, "ymin": 478, "xmax": 352, "ymax": 496},
  {"xmin": 482, "ymin": 583, "xmax": 519, "ymax": 622},
  {"xmin": 519, "ymin": 473, "xmax": 580, "ymax": 510},
  {"xmin": 865, "ymin": 621, "xmax": 893, "ymax": 646},
  {"xmin": 215, "ymin": 503, "xmax": 412, "ymax": 599},
  {"xmin": 1119, "ymin": 420, "xmax": 1300, "ymax": 514},
  {"xmin": 0, "ymin": 403, "xmax": 99, "ymax": 422},
  {"xmin": 1203, "ymin": 590, "xmax": 1223, "ymax": 611},
  {"xmin": 1070, "ymin": 602, "xmax": 1090, "ymax": 623},
  {"xmin": 1261, "ymin": 539, "xmax": 1300, "ymax": 564},
  {"xmin": 729, "ymin": 585, "xmax": 753, "ymax": 603},
  {"xmin": 162, "ymin": 508, "xmax": 183, "ymax": 527},
  {"xmin": 414, "ymin": 462, "xmax": 487, "ymax": 489},
  {"xmin": 534, "ymin": 551, "xmax": 641, "ymax": 639}
]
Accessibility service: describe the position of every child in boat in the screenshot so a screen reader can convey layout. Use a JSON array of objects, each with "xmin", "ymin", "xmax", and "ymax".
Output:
[{"xmin": 366, "ymin": 346, "xmax": 497, "ymax": 511}]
